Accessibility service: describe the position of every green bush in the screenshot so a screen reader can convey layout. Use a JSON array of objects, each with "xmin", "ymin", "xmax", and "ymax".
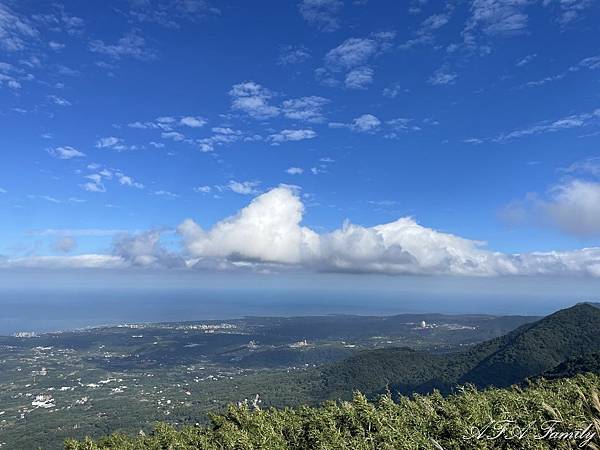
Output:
[{"xmin": 66, "ymin": 373, "xmax": 600, "ymax": 450}]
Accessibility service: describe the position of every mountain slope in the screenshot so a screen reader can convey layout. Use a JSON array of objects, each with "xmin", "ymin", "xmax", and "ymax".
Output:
[
  {"xmin": 460, "ymin": 303, "xmax": 600, "ymax": 387},
  {"xmin": 322, "ymin": 303, "xmax": 600, "ymax": 397},
  {"xmin": 539, "ymin": 352, "xmax": 600, "ymax": 380}
]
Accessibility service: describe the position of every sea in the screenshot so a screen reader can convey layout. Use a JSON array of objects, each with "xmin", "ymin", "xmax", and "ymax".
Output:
[{"xmin": 0, "ymin": 285, "xmax": 583, "ymax": 336}]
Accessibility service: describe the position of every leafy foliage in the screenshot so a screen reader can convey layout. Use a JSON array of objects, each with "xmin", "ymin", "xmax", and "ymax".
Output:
[{"xmin": 66, "ymin": 373, "xmax": 600, "ymax": 449}]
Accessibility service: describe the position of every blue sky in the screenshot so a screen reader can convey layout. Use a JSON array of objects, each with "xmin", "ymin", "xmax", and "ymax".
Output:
[{"xmin": 1, "ymin": 0, "xmax": 600, "ymax": 283}]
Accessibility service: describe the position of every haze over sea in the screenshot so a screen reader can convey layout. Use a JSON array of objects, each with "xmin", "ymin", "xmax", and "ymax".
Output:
[{"xmin": 2, "ymin": 270, "xmax": 599, "ymax": 335}]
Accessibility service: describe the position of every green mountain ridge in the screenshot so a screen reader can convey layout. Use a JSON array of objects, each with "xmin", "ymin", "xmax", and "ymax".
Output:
[
  {"xmin": 540, "ymin": 352, "xmax": 600, "ymax": 380},
  {"xmin": 322, "ymin": 303, "xmax": 600, "ymax": 398}
]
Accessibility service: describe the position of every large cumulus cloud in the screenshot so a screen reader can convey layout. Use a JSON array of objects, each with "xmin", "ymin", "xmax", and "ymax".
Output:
[
  {"xmin": 176, "ymin": 186, "xmax": 600, "ymax": 277},
  {"xmin": 178, "ymin": 187, "xmax": 319, "ymax": 265},
  {"xmin": 3, "ymin": 186, "xmax": 600, "ymax": 277}
]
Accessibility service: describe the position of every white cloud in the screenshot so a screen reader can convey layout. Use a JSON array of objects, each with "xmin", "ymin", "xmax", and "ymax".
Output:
[
  {"xmin": 229, "ymin": 81, "xmax": 279, "ymax": 119},
  {"xmin": 521, "ymin": 54, "xmax": 600, "ymax": 89},
  {"xmin": 330, "ymin": 114, "xmax": 381, "ymax": 133},
  {"xmin": 180, "ymin": 116, "xmax": 206, "ymax": 128},
  {"xmin": 369, "ymin": 200, "xmax": 397, "ymax": 207},
  {"xmin": 561, "ymin": 157, "xmax": 600, "ymax": 177},
  {"xmin": 524, "ymin": 73, "xmax": 566, "ymax": 88},
  {"xmin": 157, "ymin": 116, "xmax": 176, "ymax": 124},
  {"xmin": 0, "ymin": 255, "xmax": 127, "ymax": 270},
  {"xmin": 400, "ymin": 12, "xmax": 451, "ymax": 49},
  {"xmin": 495, "ymin": 109, "xmax": 600, "ymax": 141},
  {"xmin": 408, "ymin": 0, "xmax": 428, "ymax": 14},
  {"xmin": 428, "ymin": 67, "xmax": 457, "ymax": 85},
  {"xmin": 286, "ymin": 167, "xmax": 304, "ymax": 175},
  {"xmin": 154, "ymin": 190, "xmax": 179, "ymax": 198},
  {"xmin": 1, "ymin": 230, "xmax": 184, "ymax": 269},
  {"xmin": 382, "ymin": 82, "xmax": 404, "ymax": 98},
  {"xmin": 48, "ymin": 146, "xmax": 85, "ymax": 159},
  {"xmin": 161, "ymin": 131, "xmax": 186, "ymax": 141},
  {"xmin": 81, "ymin": 166, "xmax": 143, "ymax": 192},
  {"xmin": 0, "ymin": 62, "xmax": 23, "ymax": 90},
  {"xmin": 49, "ymin": 41, "xmax": 65, "ymax": 50},
  {"xmin": 33, "ymin": 5, "xmax": 84, "ymax": 35},
  {"xmin": 129, "ymin": 119, "xmax": 172, "ymax": 130},
  {"xmin": 194, "ymin": 185, "xmax": 212, "ymax": 193},
  {"xmin": 81, "ymin": 183, "xmax": 105, "ymax": 193},
  {"xmin": 54, "ymin": 236, "xmax": 76, "ymax": 253},
  {"xmin": 318, "ymin": 32, "xmax": 395, "ymax": 88},
  {"xmin": 298, "ymin": 0, "xmax": 343, "ymax": 32},
  {"xmin": 179, "ymin": 187, "xmax": 319, "ymax": 264},
  {"xmin": 47, "ymin": 95, "xmax": 71, "ymax": 106},
  {"xmin": 82, "ymin": 174, "xmax": 106, "ymax": 192},
  {"xmin": 198, "ymin": 127, "xmax": 244, "ymax": 152},
  {"xmin": 345, "ymin": 66, "xmax": 374, "ymax": 89},
  {"xmin": 228, "ymin": 180, "xmax": 261, "ymax": 195},
  {"xmin": 128, "ymin": 115, "xmax": 204, "ymax": 134},
  {"xmin": 0, "ymin": 3, "xmax": 38, "ymax": 52},
  {"xmin": 278, "ymin": 45, "xmax": 311, "ymax": 65},
  {"xmin": 117, "ymin": 173, "xmax": 144, "ymax": 189},
  {"xmin": 112, "ymin": 230, "xmax": 184, "ymax": 267},
  {"xmin": 176, "ymin": 186, "xmax": 600, "ymax": 276},
  {"xmin": 541, "ymin": 179, "xmax": 600, "ymax": 237},
  {"xmin": 229, "ymin": 82, "xmax": 329, "ymax": 124},
  {"xmin": 24, "ymin": 195, "xmax": 84, "ymax": 205},
  {"xmin": 40, "ymin": 195, "xmax": 61, "ymax": 203},
  {"xmin": 35, "ymin": 228, "xmax": 128, "ymax": 237},
  {"xmin": 422, "ymin": 12, "xmax": 451, "ymax": 30},
  {"xmin": 269, "ymin": 129, "xmax": 317, "ymax": 144},
  {"xmin": 503, "ymin": 157, "xmax": 600, "ymax": 238},
  {"xmin": 352, "ymin": 114, "xmax": 381, "ymax": 132},
  {"xmin": 516, "ymin": 53, "xmax": 536, "ymax": 66},
  {"xmin": 0, "ymin": 187, "xmax": 6, "ymax": 194},
  {"xmin": 466, "ymin": 0, "xmax": 530, "ymax": 37},
  {"xmin": 89, "ymin": 30, "xmax": 156, "ymax": 60},
  {"xmin": 56, "ymin": 64, "xmax": 79, "ymax": 76},
  {"xmin": 7, "ymin": 187, "xmax": 600, "ymax": 276},
  {"xmin": 96, "ymin": 137, "xmax": 125, "ymax": 149},
  {"xmin": 505, "ymin": 179, "xmax": 600, "ymax": 238},
  {"xmin": 579, "ymin": 55, "xmax": 600, "ymax": 70},
  {"xmin": 543, "ymin": 0, "xmax": 595, "ymax": 25},
  {"xmin": 384, "ymin": 118, "xmax": 422, "ymax": 138},
  {"xmin": 281, "ymin": 96, "xmax": 328, "ymax": 122},
  {"xmin": 128, "ymin": 0, "xmax": 219, "ymax": 27},
  {"xmin": 325, "ymin": 37, "xmax": 379, "ymax": 70}
]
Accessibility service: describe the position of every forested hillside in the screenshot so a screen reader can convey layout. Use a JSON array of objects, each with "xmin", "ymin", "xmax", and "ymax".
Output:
[{"xmin": 322, "ymin": 303, "xmax": 600, "ymax": 398}]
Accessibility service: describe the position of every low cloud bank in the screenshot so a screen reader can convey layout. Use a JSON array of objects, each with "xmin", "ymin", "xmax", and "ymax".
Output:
[
  {"xmin": 177, "ymin": 187, "xmax": 600, "ymax": 277},
  {"xmin": 2, "ymin": 187, "xmax": 600, "ymax": 277}
]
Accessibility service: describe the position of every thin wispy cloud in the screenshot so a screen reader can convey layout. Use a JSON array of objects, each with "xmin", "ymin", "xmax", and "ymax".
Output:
[
  {"xmin": 89, "ymin": 30, "xmax": 156, "ymax": 60},
  {"xmin": 330, "ymin": 114, "xmax": 381, "ymax": 133},
  {"xmin": 278, "ymin": 45, "xmax": 311, "ymax": 65},
  {"xmin": 298, "ymin": 0, "xmax": 343, "ymax": 32},
  {"xmin": 128, "ymin": 0, "xmax": 220, "ymax": 28},
  {"xmin": 0, "ymin": 3, "xmax": 38, "ymax": 51},
  {"xmin": 47, "ymin": 146, "xmax": 85, "ymax": 159},
  {"xmin": 269, "ymin": 129, "xmax": 317, "ymax": 144}
]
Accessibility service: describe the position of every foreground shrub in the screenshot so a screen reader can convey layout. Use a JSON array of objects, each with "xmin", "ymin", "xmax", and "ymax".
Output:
[{"xmin": 66, "ymin": 373, "xmax": 600, "ymax": 450}]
